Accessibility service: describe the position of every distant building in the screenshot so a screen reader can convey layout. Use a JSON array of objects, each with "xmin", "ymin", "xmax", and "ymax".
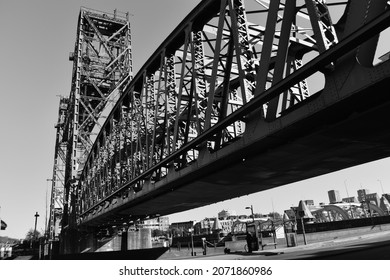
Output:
[
  {"xmin": 365, "ymin": 193, "xmax": 380, "ymax": 206},
  {"xmin": 383, "ymin": 193, "xmax": 390, "ymax": 203},
  {"xmin": 304, "ymin": 200, "xmax": 314, "ymax": 206},
  {"xmin": 342, "ymin": 196, "xmax": 358, "ymax": 203},
  {"xmin": 218, "ymin": 219, "xmax": 234, "ymax": 233},
  {"xmin": 218, "ymin": 209, "xmax": 237, "ymax": 220},
  {"xmin": 357, "ymin": 189, "xmax": 370, "ymax": 202},
  {"xmin": 141, "ymin": 217, "xmax": 170, "ymax": 231},
  {"xmin": 380, "ymin": 196, "xmax": 390, "ymax": 213},
  {"xmin": 328, "ymin": 190, "xmax": 341, "ymax": 204},
  {"xmin": 170, "ymin": 221, "xmax": 195, "ymax": 233},
  {"xmin": 284, "ymin": 209, "xmax": 296, "ymax": 220}
]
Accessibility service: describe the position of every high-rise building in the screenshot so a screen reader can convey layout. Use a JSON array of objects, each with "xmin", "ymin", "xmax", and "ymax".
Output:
[
  {"xmin": 342, "ymin": 197, "xmax": 358, "ymax": 203},
  {"xmin": 357, "ymin": 189, "xmax": 370, "ymax": 202},
  {"xmin": 328, "ymin": 190, "xmax": 341, "ymax": 204},
  {"xmin": 365, "ymin": 193, "xmax": 380, "ymax": 206},
  {"xmin": 304, "ymin": 200, "xmax": 314, "ymax": 206},
  {"xmin": 141, "ymin": 217, "xmax": 170, "ymax": 231},
  {"xmin": 383, "ymin": 193, "xmax": 390, "ymax": 203}
]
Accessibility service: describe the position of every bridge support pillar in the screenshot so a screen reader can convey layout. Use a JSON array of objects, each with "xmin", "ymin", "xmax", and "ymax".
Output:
[
  {"xmin": 121, "ymin": 230, "xmax": 128, "ymax": 251},
  {"xmin": 60, "ymin": 227, "xmax": 80, "ymax": 255},
  {"xmin": 80, "ymin": 231, "xmax": 98, "ymax": 253},
  {"xmin": 127, "ymin": 228, "xmax": 152, "ymax": 250}
]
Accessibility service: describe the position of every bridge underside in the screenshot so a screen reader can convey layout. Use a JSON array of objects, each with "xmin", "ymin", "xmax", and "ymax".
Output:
[{"xmin": 81, "ymin": 75, "xmax": 390, "ymax": 227}]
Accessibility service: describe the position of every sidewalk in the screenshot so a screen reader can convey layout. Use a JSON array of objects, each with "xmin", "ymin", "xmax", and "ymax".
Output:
[
  {"xmin": 264, "ymin": 228, "xmax": 390, "ymax": 254},
  {"xmin": 158, "ymin": 229, "xmax": 390, "ymax": 259}
]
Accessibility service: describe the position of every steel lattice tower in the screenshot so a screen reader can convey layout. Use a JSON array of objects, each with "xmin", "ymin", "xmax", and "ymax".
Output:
[
  {"xmin": 48, "ymin": 7, "xmax": 133, "ymax": 254},
  {"xmin": 48, "ymin": 97, "xmax": 68, "ymax": 246}
]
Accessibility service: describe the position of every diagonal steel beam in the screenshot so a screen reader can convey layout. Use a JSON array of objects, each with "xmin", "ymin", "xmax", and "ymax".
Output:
[{"xmin": 81, "ymin": 7, "xmax": 390, "ymax": 217}]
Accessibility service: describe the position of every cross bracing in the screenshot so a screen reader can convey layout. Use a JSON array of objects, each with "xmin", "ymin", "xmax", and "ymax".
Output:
[
  {"xmin": 76, "ymin": 0, "xmax": 355, "ymax": 222},
  {"xmin": 48, "ymin": 97, "xmax": 68, "ymax": 241},
  {"xmin": 49, "ymin": 7, "xmax": 133, "ymax": 236},
  {"xmin": 54, "ymin": 0, "xmax": 390, "ymax": 240}
]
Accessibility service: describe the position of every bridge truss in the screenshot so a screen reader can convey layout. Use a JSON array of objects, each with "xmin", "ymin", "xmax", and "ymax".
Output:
[
  {"xmin": 51, "ymin": 0, "xmax": 390, "ymax": 253},
  {"xmin": 48, "ymin": 97, "xmax": 68, "ymax": 243},
  {"xmin": 78, "ymin": 0, "xmax": 344, "ymax": 223}
]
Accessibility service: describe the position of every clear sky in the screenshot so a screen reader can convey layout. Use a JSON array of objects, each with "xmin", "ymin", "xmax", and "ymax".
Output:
[{"xmin": 0, "ymin": 0, "xmax": 389, "ymax": 240}]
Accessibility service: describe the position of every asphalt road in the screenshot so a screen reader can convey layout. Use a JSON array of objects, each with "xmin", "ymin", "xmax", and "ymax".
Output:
[{"xmin": 161, "ymin": 230, "xmax": 390, "ymax": 260}]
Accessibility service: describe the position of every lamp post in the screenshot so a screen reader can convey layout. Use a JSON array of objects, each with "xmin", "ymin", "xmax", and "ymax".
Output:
[
  {"xmin": 34, "ymin": 212, "xmax": 40, "ymax": 241},
  {"xmin": 30, "ymin": 212, "xmax": 39, "ymax": 249}
]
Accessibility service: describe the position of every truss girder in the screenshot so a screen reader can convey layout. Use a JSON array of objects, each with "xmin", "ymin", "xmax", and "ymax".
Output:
[
  {"xmin": 73, "ymin": 0, "xmax": 390, "ymax": 225},
  {"xmin": 48, "ymin": 97, "xmax": 68, "ymax": 241},
  {"xmin": 304, "ymin": 0, "xmax": 339, "ymax": 53}
]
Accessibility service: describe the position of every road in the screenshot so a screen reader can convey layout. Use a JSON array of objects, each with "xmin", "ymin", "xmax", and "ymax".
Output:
[{"xmin": 159, "ymin": 230, "xmax": 390, "ymax": 260}]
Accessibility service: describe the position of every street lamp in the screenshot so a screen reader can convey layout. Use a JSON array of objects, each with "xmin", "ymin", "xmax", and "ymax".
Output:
[
  {"xmin": 245, "ymin": 205, "xmax": 255, "ymax": 222},
  {"xmin": 30, "ymin": 212, "xmax": 39, "ymax": 249},
  {"xmin": 34, "ymin": 212, "xmax": 40, "ymax": 241}
]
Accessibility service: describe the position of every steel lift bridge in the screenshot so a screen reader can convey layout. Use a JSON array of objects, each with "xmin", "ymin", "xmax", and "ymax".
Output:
[{"xmin": 49, "ymin": 0, "xmax": 390, "ymax": 254}]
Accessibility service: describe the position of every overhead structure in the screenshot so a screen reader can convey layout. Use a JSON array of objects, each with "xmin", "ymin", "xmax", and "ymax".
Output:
[
  {"xmin": 52, "ymin": 0, "xmax": 390, "ymax": 254},
  {"xmin": 48, "ymin": 7, "xmax": 133, "ymax": 253},
  {"xmin": 77, "ymin": 0, "xmax": 384, "ymax": 228},
  {"xmin": 77, "ymin": 0, "xmax": 390, "ymax": 226}
]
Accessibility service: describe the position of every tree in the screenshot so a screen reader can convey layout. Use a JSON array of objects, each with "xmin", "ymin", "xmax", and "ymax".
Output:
[
  {"xmin": 151, "ymin": 229, "xmax": 165, "ymax": 238},
  {"xmin": 268, "ymin": 212, "xmax": 282, "ymax": 220},
  {"xmin": 25, "ymin": 228, "xmax": 42, "ymax": 241}
]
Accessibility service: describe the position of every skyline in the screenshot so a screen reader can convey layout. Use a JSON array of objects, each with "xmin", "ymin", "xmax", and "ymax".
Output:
[
  {"xmin": 168, "ymin": 157, "xmax": 390, "ymax": 223},
  {"xmin": 1, "ymin": 0, "xmax": 390, "ymax": 240}
]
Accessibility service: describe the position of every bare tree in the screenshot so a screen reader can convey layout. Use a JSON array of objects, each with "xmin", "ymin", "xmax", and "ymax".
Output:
[{"xmin": 25, "ymin": 228, "xmax": 42, "ymax": 241}]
